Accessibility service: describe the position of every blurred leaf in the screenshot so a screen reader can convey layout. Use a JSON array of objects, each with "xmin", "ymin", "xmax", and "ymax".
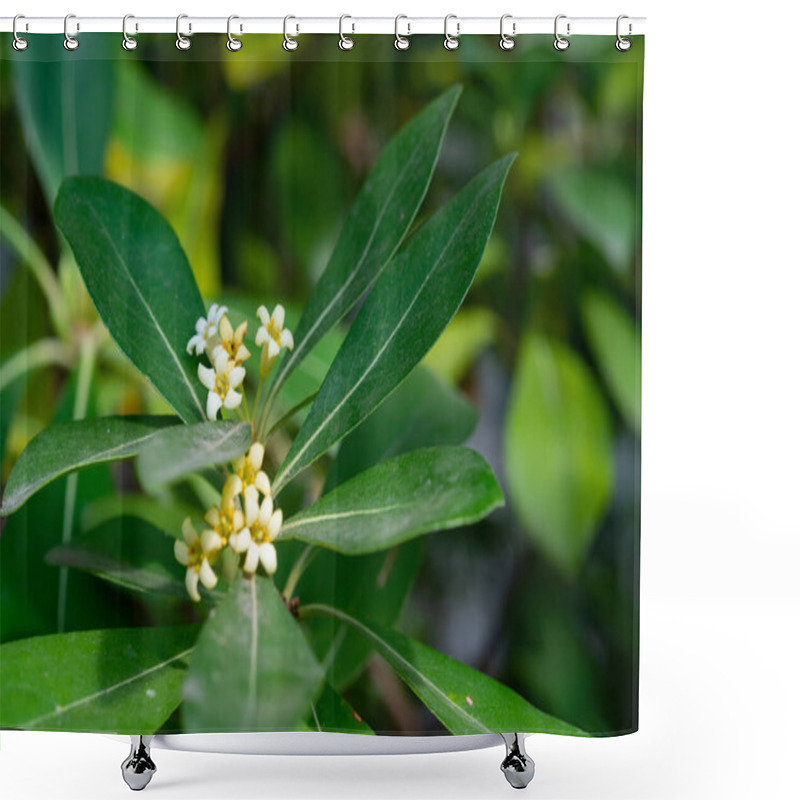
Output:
[
  {"xmin": 549, "ymin": 168, "xmax": 636, "ymax": 272},
  {"xmin": 82, "ymin": 494, "xmax": 193, "ymax": 540},
  {"xmin": 10, "ymin": 35, "xmax": 115, "ymax": 204},
  {"xmin": 423, "ymin": 307, "xmax": 497, "ymax": 384},
  {"xmin": 309, "ymin": 682, "xmax": 374, "ymax": 734},
  {"xmin": 302, "ymin": 605, "xmax": 584, "ymax": 736},
  {"xmin": 183, "ymin": 574, "xmax": 324, "ymax": 732},
  {"xmin": 221, "ymin": 38, "xmax": 291, "ymax": 91},
  {"xmin": 504, "ymin": 335, "xmax": 613, "ymax": 574},
  {"xmin": 1, "ymin": 415, "xmax": 178, "ymax": 516},
  {"xmin": 135, "ymin": 421, "xmax": 251, "ymax": 493},
  {"xmin": 46, "ymin": 517, "xmax": 187, "ymax": 598},
  {"xmin": 282, "ymin": 447, "xmax": 502, "ymax": 555},
  {"xmin": 327, "ymin": 366, "xmax": 477, "ymax": 489},
  {"xmin": 55, "ymin": 177, "xmax": 207, "ymax": 423},
  {"xmin": 0, "ymin": 625, "xmax": 196, "ymax": 732},
  {"xmin": 275, "ymin": 155, "xmax": 514, "ymax": 493},
  {"xmin": 108, "ymin": 62, "xmax": 224, "ymax": 295},
  {"xmin": 271, "ymin": 86, "xmax": 462, "ymax": 399},
  {"xmin": 581, "ymin": 291, "xmax": 641, "ymax": 433}
]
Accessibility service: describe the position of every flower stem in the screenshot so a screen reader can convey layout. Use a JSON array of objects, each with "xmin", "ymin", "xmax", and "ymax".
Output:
[
  {"xmin": 0, "ymin": 338, "xmax": 71, "ymax": 392},
  {"xmin": 262, "ymin": 391, "xmax": 318, "ymax": 442},
  {"xmin": 0, "ymin": 204, "xmax": 69, "ymax": 341},
  {"xmin": 282, "ymin": 544, "xmax": 316, "ymax": 599}
]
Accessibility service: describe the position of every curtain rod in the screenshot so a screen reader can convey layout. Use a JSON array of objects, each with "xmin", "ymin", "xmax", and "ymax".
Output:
[{"xmin": 0, "ymin": 16, "xmax": 646, "ymax": 37}]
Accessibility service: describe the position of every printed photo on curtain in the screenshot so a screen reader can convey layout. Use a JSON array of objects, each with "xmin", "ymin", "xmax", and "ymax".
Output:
[{"xmin": 0, "ymin": 23, "xmax": 643, "ymax": 785}]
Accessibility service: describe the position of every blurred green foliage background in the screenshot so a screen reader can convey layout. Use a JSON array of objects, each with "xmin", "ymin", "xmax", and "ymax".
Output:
[{"xmin": 0, "ymin": 33, "xmax": 642, "ymax": 735}]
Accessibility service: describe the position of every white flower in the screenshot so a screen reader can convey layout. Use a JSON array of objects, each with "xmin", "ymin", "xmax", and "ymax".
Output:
[
  {"xmin": 238, "ymin": 493, "xmax": 283, "ymax": 577},
  {"xmin": 218, "ymin": 315, "xmax": 251, "ymax": 365},
  {"xmin": 232, "ymin": 443, "xmax": 271, "ymax": 526},
  {"xmin": 255, "ymin": 304, "xmax": 294, "ymax": 376},
  {"xmin": 198, "ymin": 347, "xmax": 246, "ymax": 420},
  {"xmin": 186, "ymin": 303, "xmax": 228, "ymax": 356},
  {"xmin": 174, "ymin": 518, "xmax": 221, "ymax": 602},
  {"xmin": 204, "ymin": 474, "xmax": 246, "ymax": 549}
]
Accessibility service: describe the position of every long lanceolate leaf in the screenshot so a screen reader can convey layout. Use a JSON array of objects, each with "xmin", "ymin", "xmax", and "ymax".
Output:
[
  {"xmin": 55, "ymin": 177, "xmax": 207, "ymax": 423},
  {"xmin": 268, "ymin": 86, "xmax": 462, "ymax": 401},
  {"xmin": 0, "ymin": 626, "xmax": 197, "ymax": 732},
  {"xmin": 274, "ymin": 154, "xmax": 515, "ymax": 494},
  {"xmin": 135, "ymin": 420, "xmax": 252, "ymax": 493},
  {"xmin": 0, "ymin": 415, "xmax": 178, "ymax": 516},
  {"xmin": 301, "ymin": 605, "xmax": 585, "ymax": 737},
  {"xmin": 280, "ymin": 447, "xmax": 503, "ymax": 554}
]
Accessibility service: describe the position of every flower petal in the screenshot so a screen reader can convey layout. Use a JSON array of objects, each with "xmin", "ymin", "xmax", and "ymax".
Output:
[
  {"xmin": 201, "ymin": 529, "xmax": 222, "ymax": 553},
  {"xmin": 223, "ymin": 389, "xmax": 242, "ymax": 410},
  {"xmin": 212, "ymin": 346, "xmax": 230, "ymax": 374},
  {"xmin": 174, "ymin": 540, "xmax": 190, "ymax": 566},
  {"xmin": 243, "ymin": 543, "xmax": 260, "ymax": 575},
  {"xmin": 255, "ymin": 326, "xmax": 268, "ymax": 347},
  {"xmin": 267, "ymin": 337, "xmax": 280, "ymax": 360},
  {"xmin": 199, "ymin": 558, "xmax": 218, "ymax": 590},
  {"xmin": 204, "ymin": 507, "xmax": 220, "ymax": 528},
  {"xmin": 254, "ymin": 470, "xmax": 270, "ymax": 496},
  {"xmin": 244, "ymin": 485, "xmax": 260, "ymax": 527},
  {"xmin": 206, "ymin": 391, "xmax": 223, "ymax": 420},
  {"xmin": 219, "ymin": 315, "xmax": 234, "ymax": 342},
  {"xmin": 228, "ymin": 366, "xmax": 246, "ymax": 389},
  {"xmin": 197, "ymin": 363, "xmax": 216, "ymax": 391},
  {"xmin": 232, "ymin": 526, "xmax": 252, "ymax": 554},
  {"xmin": 259, "ymin": 542, "xmax": 278, "ymax": 576},
  {"xmin": 280, "ymin": 329, "xmax": 294, "ymax": 350},
  {"xmin": 272, "ymin": 304, "xmax": 285, "ymax": 329},
  {"xmin": 185, "ymin": 569, "xmax": 201, "ymax": 602},
  {"xmin": 182, "ymin": 517, "xmax": 198, "ymax": 544},
  {"xmin": 267, "ymin": 508, "xmax": 283, "ymax": 540},
  {"xmin": 248, "ymin": 443, "xmax": 265, "ymax": 471},
  {"xmin": 259, "ymin": 495, "xmax": 274, "ymax": 527},
  {"xmin": 256, "ymin": 305, "xmax": 270, "ymax": 326}
]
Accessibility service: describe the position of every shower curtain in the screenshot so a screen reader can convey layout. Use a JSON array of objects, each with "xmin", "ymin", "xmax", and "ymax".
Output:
[{"xmin": 0, "ymin": 30, "xmax": 643, "ymax": 740}]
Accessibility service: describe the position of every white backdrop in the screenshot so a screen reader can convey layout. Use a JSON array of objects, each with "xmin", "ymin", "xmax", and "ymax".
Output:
[{"xmin": 2, "ymin": 1, "xmax": 798, "ymax": 798}]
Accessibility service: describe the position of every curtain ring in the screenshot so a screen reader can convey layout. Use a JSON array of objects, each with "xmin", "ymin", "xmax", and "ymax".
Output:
[
  {"xmin": 176, "ymin": 13, "xmax": 191, "ymax": 50},
  {"xmin": 122, "ymin": 14, "xmax": 138, "ymax": 51},
  {"xmin": 339, "ymin": 14, "xmax": 354, "ymax": 50},
  {"xmin": 64, "ymin": 13, "xmax": 79, "ymax": 51},
  {"xmin": 443, "ymin": 14, "xmax": 459, "ymax": 51},
  {"xmin": 227, "ymin": 15, "xmax": 243, "ymax": 51},
  {"xmin": 616, "ymin": 14, "xmax": 632, "ymax": 51},
  {"xmin": 554, "ymin": 14, "xmax": 570, "ymax": 51},
  {"xmin": 283, "ymin": 15, "xmax": 298, "ymax": 51},
  {"xmin": 395, "ymin": 14, "xmax": 410, "ymax": 51},
  {"xmin": 499, "ymin": 14, "xmax": 516, "ymax": 51},
  {"xmin": 12, "ymin": 14, "xmax": 28, "ymax": 51}
]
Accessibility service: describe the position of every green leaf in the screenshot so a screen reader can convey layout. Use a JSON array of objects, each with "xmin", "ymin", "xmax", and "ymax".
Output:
[
  {"xmin": 270, "ymin": 86, "xmax": 462, "ymax": 397},
  {"xmin": 301, "ymin": 605, "xmax": 584, "ymax": 736},
  {"xmin": 182, "ymin": 574, "xmax": 324, "ymax": 732},
  {"xmin": 282, "ymin": 447, "xmax": 503, "ymax": 555},
  {"xmin": 54, "ymin": 177, "xmax": 207, "ymax": 423},
  {"xmin": 326, "ymin": 366, "xmax": 477, "ymax": 490},
  {"xmin": 275, "ymin": 154, "xmax": 515, "ymax": 493},
  {"xmin": 135, "ymin": 421, "xmax": 252, "ymax": 493},
  {"xmin": 82, "ymin": 494, "xmax": 193, "ymax": 540},
  {"xmin": 10, "ymin": 35, "xmax": 116, "ymax": 204},
  {"xmin": 46, "ymin": 517, "xmax": 187, "ymax": 598},
  {"xmin": 309, "ymin": 683, "xmax": 374, "ymax": 735},
  {"xmin": 0, "ymin": 415, "xmax": 179, "ymax": 516},
  {"xmin": 504, "ymin": 336, "xmax": 613, "ymax": 574},
  {"xmin": 305, "ymin": 366, "xmax": 475, "ymax": 690},
  {"xmin": 581, "ymin": 291, "xmax": 641, "ymax": 434},
  {"xmin": 548, "ymin": 168, "xmax": 636, "ymax": 272},
  {"xmin": 0, "ymin": 625, "xmax": 196, "ymax": 732}
]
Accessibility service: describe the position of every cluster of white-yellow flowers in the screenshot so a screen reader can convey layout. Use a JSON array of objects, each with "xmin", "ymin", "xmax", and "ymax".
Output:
[{"xmin": 176, "ymin": 302, "xmax": 295, "ymax": 601}]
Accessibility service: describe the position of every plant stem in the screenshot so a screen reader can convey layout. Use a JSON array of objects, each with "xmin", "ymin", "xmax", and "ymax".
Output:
[
  {"xmin": 0, "ymin": 338, "xmax": 72, "ymax": 392},
  {"xmin": 0, "ymin": 204, "xmax": 69, "ymax": 340},
  {"xmin": 282, "ymin": 544, "xmax": 317, "ymax": 599},
  {"xmin": 262, "ymin": 391, "xmax": 318, "ymax": 442},
  {"xmin": 57, "ymin": 330, "xmax": 97, "ymax": 633}
]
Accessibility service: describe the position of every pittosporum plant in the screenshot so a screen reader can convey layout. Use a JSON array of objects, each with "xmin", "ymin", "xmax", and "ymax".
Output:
[{"xmin": 0, "ymin": 87, "xmax": 581, "ymax": 737}]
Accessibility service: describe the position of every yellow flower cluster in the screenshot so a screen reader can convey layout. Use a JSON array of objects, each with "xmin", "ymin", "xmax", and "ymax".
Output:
[{"xmin": 174, "ymin": 443, "xmax": 284, "ymax": 602}]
